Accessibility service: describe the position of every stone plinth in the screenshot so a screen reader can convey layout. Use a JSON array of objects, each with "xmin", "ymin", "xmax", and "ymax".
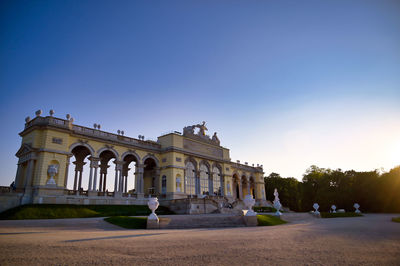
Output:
[
  {"xmin": 147, "ymin": 218, "xmax": 159, "ymax": 229},
  {"xmin": 243, "ymin": 215, "xmax": 258, "ymax": 227}
]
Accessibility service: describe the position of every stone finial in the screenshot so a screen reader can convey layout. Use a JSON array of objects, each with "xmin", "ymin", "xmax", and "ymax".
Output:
[
  {"xmin": 94, "ymin": 123, "xmax": 97, "ymax": 129},
  {"xmin": 66, "ymin": 114, "xmax": 71, "ymax": 120},
  {"xmin": 98, "ymin": 124, "xmax": 101, "ymax": 130},
  {"xmin": 35, "ymin": 110, "xmax": 42, "ymax": 117},
  {"xmin": 236, "ymin": 160, "xmax": 240, "ymax": 163},
  {"xmin": 49, "ymin": 109, "xmax": 55, "ymax": 116},
  {"xmin": 117, "ymin": 130, "xmax": 121, "ymax": 135},
  {"xmin": 121, "ymin": 130, "xmax": 124, "ymax": 136},
  {"xmin": 245, "ymin": 162, "xmax": 248, "ymax": 165},
  {"xmin": 25, "ymin": 116, "xmax": 31, "ymax": 123},
  {"xmin": 70, "ymin": 117, "xmax": 74, "ymax": 123}
]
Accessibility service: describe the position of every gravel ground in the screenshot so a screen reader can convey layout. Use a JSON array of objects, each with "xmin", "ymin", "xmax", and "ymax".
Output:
[{"xmin": 0, "ymin": 213, "xmax": 399, "ymax": 265}]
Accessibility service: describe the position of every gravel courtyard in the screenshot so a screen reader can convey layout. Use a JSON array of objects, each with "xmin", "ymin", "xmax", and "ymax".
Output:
[{"xmin": 0, "ymin": 213, "xmax": 399, "ymax": 265}]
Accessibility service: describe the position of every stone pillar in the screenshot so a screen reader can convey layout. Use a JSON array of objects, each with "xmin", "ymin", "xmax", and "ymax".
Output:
[
  {"xmin": 247, "ymin": 179, "xmax": 251, "ymax": 196},
  {"xmin": 64, "ymin": 156, "xmax": 71, "ymax": 188},
  {"xmin": 93, "ymin": 167, "xmax": 98, "ymax": 191},
  {"xmin": 124, "ymin": 175, "xmax": 128, "ymax": 193},
  {"xmin": 21, "ymin": 159, "xmax": 35, "ymax": 205},
  {"xmin": 136, "ymin": 164, "xmax": 144, "ymax": 197},
  {"xmin": 14, "ymin": 163, "xmax": 22, "ymax": 189},
  {"xmin": 114, "ymin": 166, "xmax": 118, "ymax": 192},
  {"xmin": 24, "ymin": 159, "xmax": 34, "ymax": 188},
  {"xmin": 88, "ymin": 166, "xmax": 93, "ymax": 192},
  {"xmin": 195, "ymin": 170, "xmax": 201, "ymax": 195},
  {"xmin": 99, "ymin": 173, "xmax": 103, "ymax": 192},
  {"xmin": 103, "ymin": 173, "xmax": 107, "ymax": 192},
  {"xmin": 78, "ymin": 170, "xmax": 83, "ymax": 191}
]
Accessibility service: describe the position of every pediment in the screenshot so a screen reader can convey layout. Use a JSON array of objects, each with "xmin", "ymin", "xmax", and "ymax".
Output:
[{"xmin": 15, "ymin": 143, "xmax": 35, "ymax": 157}]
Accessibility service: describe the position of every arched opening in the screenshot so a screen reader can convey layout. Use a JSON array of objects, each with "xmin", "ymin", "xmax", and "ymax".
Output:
[
  {"xmin": 212, "ymin": 166, "xmax": 222, "ymax": 196},
  {"xmin": 68, "ymin": 145, "xmax": 92, "ymax": 193},
  {"xmin": 122, "ymin": 154, "xmax": 138, "ymax": 194},
  {"xmin": 185, "ymin": 161, "xmax": 196, "ymax": 196},
  {"xmin": 199, "ymin": 163, "xmax": 210, "ymax": 195},
  {"xmin": 143, "ymin": 158, "xmax": 157, "ymax": 196},
  {"xmin": 232, "ymin": 173, "xmax": 240, "ymax": 200},
  {"xmin": 98, "ymin": 150, "xmax": 116, "ymax": 193}
]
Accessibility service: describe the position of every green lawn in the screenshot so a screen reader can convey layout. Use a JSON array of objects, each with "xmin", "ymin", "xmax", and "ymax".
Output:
[
  {"xmin": 104, "ymin": 216, "xmax": 147, "ymax": 229},
  {"xmin": 392, "ymin": 217, "xmax": 400, "ymax": 223},
  {"xmin": 0, "ymin": 204, "xmax": 174, "ymax": 220},
  {"xmin": 320, "ymin": 212, "xmax": 363, "ymax": 218},
  {"xmin": 257, "ymin": 214, "xmax": 287, "ymax": 226}
]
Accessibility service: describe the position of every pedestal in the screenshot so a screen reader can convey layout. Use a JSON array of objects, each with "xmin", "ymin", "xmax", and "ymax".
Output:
[{"xmin": 147, "ymin": 218, "xmax": 159, "ymax": 229}]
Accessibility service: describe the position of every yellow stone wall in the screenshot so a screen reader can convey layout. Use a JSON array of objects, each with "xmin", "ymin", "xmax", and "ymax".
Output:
[{"xmin": 17, "ymin": 120, "xmax": 265, "ymax": 200}]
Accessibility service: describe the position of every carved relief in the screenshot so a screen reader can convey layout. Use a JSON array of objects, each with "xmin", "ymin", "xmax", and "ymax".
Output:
[{"xmin": 183, "ymin": 139, "xmax": 223, "ymax": 158}]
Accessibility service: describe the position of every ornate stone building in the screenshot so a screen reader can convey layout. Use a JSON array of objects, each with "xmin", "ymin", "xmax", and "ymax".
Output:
[{"xmin": 2, "ymin": 110, "xmax": 267, "ymax": 213}]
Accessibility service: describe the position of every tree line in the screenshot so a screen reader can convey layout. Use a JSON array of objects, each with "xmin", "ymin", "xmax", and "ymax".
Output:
[{"xmin": 264, "ymin": 165, "xmax": 400, "ymax": 213}]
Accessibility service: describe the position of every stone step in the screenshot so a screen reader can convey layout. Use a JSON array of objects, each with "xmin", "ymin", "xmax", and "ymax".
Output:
[{"xmin": 159, "ymin": 214, "xmax": 246, "ymax": 229}]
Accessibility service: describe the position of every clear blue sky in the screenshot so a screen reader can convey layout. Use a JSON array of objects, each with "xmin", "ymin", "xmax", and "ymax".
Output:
[{"xmin": 1, "ymin": 0, "xmax": 399, "ymax": 185}]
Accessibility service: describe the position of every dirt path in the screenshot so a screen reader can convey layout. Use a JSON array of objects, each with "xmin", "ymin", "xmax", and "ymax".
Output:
[{"xmin": 0, "ymin": 214, "xmax": 399, "ymax": 265}]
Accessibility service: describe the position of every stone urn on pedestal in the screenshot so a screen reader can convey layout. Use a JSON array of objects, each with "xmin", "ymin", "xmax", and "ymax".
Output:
[
  {"xmin": 331, "ymin": 205, "xmax": 337, "ymax": 213},
  {"xmin": 243, "ymin": 194, "xmax": 256, "ymax": 216},
  {"xmin": 147, "ymin": 197, "xmax": 160, "ymax": 229},
  {"xmin": 46, "ymin": 165, "xmax": 58, "ymax": 186},
  {"xmin": 313, "ymin": 203, "xmax": 320, "ymax": 216},
  {"xmin": 354, "ymin": 203, "xmax": 361, "ymax": 213}
]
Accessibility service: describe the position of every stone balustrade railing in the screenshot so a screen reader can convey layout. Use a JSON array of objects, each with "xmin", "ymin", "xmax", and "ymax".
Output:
[{"xmin": 24, "ymin": 116, "xmax": 161, "ymax": 150}]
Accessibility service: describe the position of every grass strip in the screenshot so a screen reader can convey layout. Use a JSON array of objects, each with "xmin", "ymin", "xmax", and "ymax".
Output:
[
  {"xmin": 0, "ymin": 204, "xmax": 174, "ymax": 220},
  {"xmin": 104, "ymin": 216, "xmax": 147, "ymax": 229},
  {"xmin": 392, "ymin": 217, "xmax": 400, "ymax": 223},
  {"xmin": 257, "ymin": 214, "xmax": 287, "ymax": 226}
]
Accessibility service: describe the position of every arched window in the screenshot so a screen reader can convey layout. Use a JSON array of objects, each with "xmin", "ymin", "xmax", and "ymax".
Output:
[
  {"xmin": 161, "ymin": 175, "xmax": 167, "ymax": 195},
  {"xmin": 185, "ymin": 162, "xmax": 196, "ymax": 195},
  {"xmin": 212, "ymin": 167, "xmax": 222, "ymax": 196},
  {"xmin": 199, "ymin": 164, "xmax": 209, "ymax": 195}
]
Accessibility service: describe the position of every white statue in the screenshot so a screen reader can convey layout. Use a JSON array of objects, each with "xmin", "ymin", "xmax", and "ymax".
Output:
[
  {"xmin": 46, "ymin": 164, "xmax": 58, "ymax": 185},
  {"xmin": 243, "ymin": 194, "xmax": 256, "ymax": 216},
  {"xmin": 147, "ymin": 197, "xmax": 159, "ymax": 220},
  {"xmin": 354, "ymin": 203, "xmax": 361, "ymax": 213},
  {"xmin": 313, "ymin": 203, "xmax": 320, "ymax": 215},
  {"xmin": 331, "ymin": 205, "xmax": 337, "ymax": 213},
  {"xmin": 273, "ymin": 188, "xmax": 282, "ymax": 216}
]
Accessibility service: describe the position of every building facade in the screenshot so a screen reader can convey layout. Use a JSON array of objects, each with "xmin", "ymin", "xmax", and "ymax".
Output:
[{"xmin": 5, "ymin": 110, "xmax": 266, "ymax": 211}]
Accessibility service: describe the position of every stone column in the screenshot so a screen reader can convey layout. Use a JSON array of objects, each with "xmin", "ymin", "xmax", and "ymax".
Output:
[
  {"xmin": 124, "ymin": 175, "xmax": 128, "ymax": 193},
  {"xmin": 21, "ymin": 159, "xmax": 35, "ymax": 205},
  {"xmin": 136, "ymin": 164, "xmax": 144, "ymax": 197},
  {"xmin": 195, "ymin": 170, "xmax": 201, "ymax": 195},
  {"xmin": 103, "ymin": 173, "xmax": 107, "ymax": 192},
  {"xmin": 99, "ymin": 173, "xmax": 103, "ymax": 192},
  {"xmin": 78, "ymin": 170, "xmax": 83, "ymax": 191},
  {"xmin": 114, "ymin": 166, "xmax": 118, "ymax": 192},
  {"xmin": 24, "ymin": 159, "xmax": 34, "ymax": 188},
  {"xmin": 14, "ymin": 163, "xmax": 22, "ymax": 189},
  {"xmin": 88, "ymin": 166, "xmax": 93, "ymax": 192},
  {"xmin": 247, "ymin": 178, "xmax": 251, "ymax": 196},
  {"xmin": 93, "ymin": 166, "xmax": 98, "ymax": 191}
]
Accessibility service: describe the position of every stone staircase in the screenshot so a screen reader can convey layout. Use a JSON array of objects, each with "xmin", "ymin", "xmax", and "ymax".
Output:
[{"xmin": 158, "ymin": 214, "xmax": 246, "ymax": 229}]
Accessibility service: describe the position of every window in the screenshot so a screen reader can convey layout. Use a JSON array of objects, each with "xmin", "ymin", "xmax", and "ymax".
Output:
[
  {"xmin": 185, "ymin": 162, "xmax": 196, "ymax": 195},
  {"xmin": 199, "ymin": 164, "xmax": 209, "ymax": 195},
  {"xmin": 161, "ymin": 175, "xmax": 167, "ymax": 194},
  {"xmin": 212, "ymin": 167, "xmax": 222, "ymax": 195}
]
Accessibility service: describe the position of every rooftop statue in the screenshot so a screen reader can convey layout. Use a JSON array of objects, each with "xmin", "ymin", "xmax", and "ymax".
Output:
[
  {"xmin": 183, "ymin": 122, "xmax": 220, "ymax": 145},
  {"xmin": 196, "ymin": 121, "xmax": 208, "ymax": 136}
]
